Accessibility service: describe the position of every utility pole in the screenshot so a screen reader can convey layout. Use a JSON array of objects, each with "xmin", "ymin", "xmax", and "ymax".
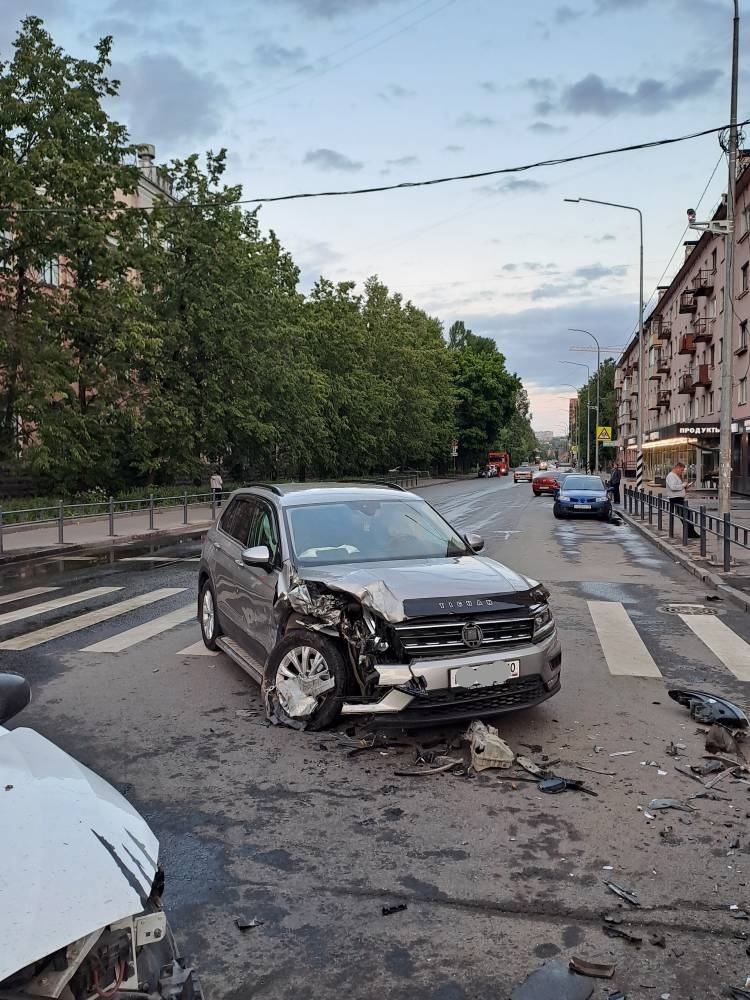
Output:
[
  {"xmin": 719, "ymin": 0, "xmax": 740, "ymax": 519},
  {"xmin": 569, "ymin": 329, "xmax": 601, "ymax": 473}
]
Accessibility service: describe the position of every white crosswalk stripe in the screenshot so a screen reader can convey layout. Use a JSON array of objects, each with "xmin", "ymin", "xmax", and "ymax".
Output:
[
  {"xmin": 0, "ymin": 587, "xmax": 121, "ymax": 628},
  {"xmin": 0, "ymin": 586, "xmax": 60, "ymax": 607},
  {"xmin": 82, "ymin": 604, "xmax": 195, "ymax": 653},
  {"xmin": 679, "ymin": 613, "xmax": 750, "ymax": 682},
  {"xmin": 587, "ymin": 600, "xmax": 662, "ymax": 678},
  {"xmin": 0, "ymin": 587, "xmax": 186, "ymax": 651},
  {"xmin": 177, "ymin": 639, "xmax": 219, "ymax": 656}
]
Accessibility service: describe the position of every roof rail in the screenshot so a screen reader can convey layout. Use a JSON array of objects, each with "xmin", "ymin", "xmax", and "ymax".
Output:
[
  {"xmin": 243, "ymin": 482, "xmax": 283, "ymax": 496},
  {"xmin": 359, "ymin": 479, "xmax": 409, "ymax": 491}
]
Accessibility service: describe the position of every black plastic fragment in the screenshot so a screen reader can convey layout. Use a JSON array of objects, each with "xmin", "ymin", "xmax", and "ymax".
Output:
[
  {"xmin": 668, "ymin": 688, "xmax": 748, "ymax": 728},
  {"xmin": 382, "ymin": 903, "xmax": 408, "ymax": 916}
]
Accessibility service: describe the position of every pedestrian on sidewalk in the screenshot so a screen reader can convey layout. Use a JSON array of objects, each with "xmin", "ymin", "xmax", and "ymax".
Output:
[
  {"xmin": 210, "ymin": 470, "xmax": 223, "ymax": 508},
  {"xmin": 666, "ymin": 461, "xmax": 699, "ymax": 539},
  {"xmin": 608, "ymin": 461, "xmax": 622, "ymax": 506}
]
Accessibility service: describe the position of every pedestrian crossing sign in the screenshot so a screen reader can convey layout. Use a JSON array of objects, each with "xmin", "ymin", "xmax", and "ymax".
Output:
[{"xmin": 596, "ymin": 426, "xmax": 612, "ymax": 442}]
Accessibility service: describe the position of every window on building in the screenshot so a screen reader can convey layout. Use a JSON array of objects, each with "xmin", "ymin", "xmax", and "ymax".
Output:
[
  {"xmin": 712, "ymin": 248, "xmax": 718, "ymax": 272},
  {"xmin": 701, "ymin": 395, "xmax": 706, "ymax": 416},
  {"xmin": 709, "ymin": 391, "xmax": 715, "ymax": 413},
  {"xmin": 742, "ymin": 321, "xmax": 749, "ymax": 350},
  {"xmin": 743, "ymin": 204, "xmax": 750, "ymax": 236},
  {"xmin": 743, "ymin": 262, "xmax": 749, "ymax": 293},
  {"xmin": 40, "ymin": 260, "xmax": 61, "ymax": 287},
  {"xmin": 741, "ymin": 377, "xmax": 748, "ymax": 406},
  {"xmin": 718, "ymin": 288, "xmax": 724, "ymax": 314},
  {"xmin": 710, "ymin": 344, "xmax": 716, "ymax": 366},
  {"xmin": 720, "ymin": 338, "xmax": 724, "ymax": 363}
]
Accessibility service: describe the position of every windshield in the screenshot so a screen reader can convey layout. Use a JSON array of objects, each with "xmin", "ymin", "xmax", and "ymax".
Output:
[
  {"xmin": 561, "ymin": 476, "xmax": 605, "ymax": 491},
  {"xmin": 286, "ymin": 498, "xmax": 469, "ymax": 565}
]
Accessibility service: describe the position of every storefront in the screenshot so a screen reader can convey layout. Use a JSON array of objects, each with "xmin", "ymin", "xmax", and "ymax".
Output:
[
  {"xmin": 641, "ymin": 422, "xmax": 719, "ymax": 487},
  {"xmin": 731, "ymin": 420, "xmax": 750, "ymax": 496}
]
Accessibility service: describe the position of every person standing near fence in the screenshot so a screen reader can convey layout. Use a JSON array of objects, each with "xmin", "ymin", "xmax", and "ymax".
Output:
[
  {"xmin": 666, "ymin": 461, "xmax": 699, "ymax": 539},
  {"xmin": 210, "ymin": 470, "xmax": 223, "ymax": 508},
  {"xmin": 609, "ymin": 461, "xmax": 622, "ymax": 506}
]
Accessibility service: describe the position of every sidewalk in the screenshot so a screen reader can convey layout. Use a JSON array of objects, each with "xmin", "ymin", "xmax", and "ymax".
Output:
[{"xmin": 0, "ymin": 477, "xmax": 470, "ymax": 564}]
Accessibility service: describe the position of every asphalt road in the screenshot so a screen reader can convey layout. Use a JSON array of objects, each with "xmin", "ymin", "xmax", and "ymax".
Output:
[{"xmin": 6, "ymin": 476, "xmax": 750, "ymax": 999}]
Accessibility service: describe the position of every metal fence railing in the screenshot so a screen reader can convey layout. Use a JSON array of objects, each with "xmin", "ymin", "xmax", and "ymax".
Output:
[
  {"xmin": 623, "ymin": 485, "xmax": 747, "ymax": 571},
  {"xmin": 0, "ymin": 476, "xmax": 424, "ymax": 555}
]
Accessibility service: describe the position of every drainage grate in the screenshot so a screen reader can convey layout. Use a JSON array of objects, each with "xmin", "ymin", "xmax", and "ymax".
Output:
[{"xmin": 660, "ymin": 603, "xmax": 719, "ymax": 616}]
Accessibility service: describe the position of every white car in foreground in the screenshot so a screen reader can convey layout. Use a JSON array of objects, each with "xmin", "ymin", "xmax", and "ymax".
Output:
[{"xmin": 0, "ymin": 674, "xmax": 203, "ymax": 1000}]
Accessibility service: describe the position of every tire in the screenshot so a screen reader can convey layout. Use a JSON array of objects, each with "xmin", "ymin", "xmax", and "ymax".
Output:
[
  {"xmin": 199, "ymin": 579, "xmax": 221, "ymax": 651},
  {"xmin": 264, "ymin": 631, "xmax": 348, "ymax": 731},
  {"xmin": 553, "ymin": 504, "xmax": 564, "ymax": 519}
]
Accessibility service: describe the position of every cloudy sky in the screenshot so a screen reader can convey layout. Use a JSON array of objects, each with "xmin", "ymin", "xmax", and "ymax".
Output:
[{"xmin": 2, "ymin": 0, "xmax": 743, "ymax": 432}]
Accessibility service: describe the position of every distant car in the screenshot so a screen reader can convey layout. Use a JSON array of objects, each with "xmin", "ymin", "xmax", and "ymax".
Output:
[
  {"xmin": 553, "ymin": 475, "xmax": 612, "ymax": 520},
  {"xmin": 532, "ymin": 471, "xmax": 560, "ymax": 496},
  {"xmin": 479, "ymin": 465, "xmax": 497, "ymax": 478},
  {"xmin": 514, "ymin": 465, "xmax": 534, "ymax": 483},
  {"xmin": 538, "ymin": 461, "xmax": 548, "ymax": 471}
]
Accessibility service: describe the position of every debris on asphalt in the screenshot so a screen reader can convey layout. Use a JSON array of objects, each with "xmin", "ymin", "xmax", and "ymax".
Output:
[
  {"xmin": 568, "ymin": 957, "xmax": 616, "ymax": 979},
  {"xmin": 604, "ymin": 880, "xmax": 640, "ymax": 907},
  {"xmin": 648, "ymin": 797, "xmax": 696, "ymax": 813},
  {"xmin": 727, "ymin": 988, "xmax": 750, "ymax": 999},
  {"xmin": 665, "ymin": 741, "xmax": 687, "ymax": 758},
  {"xmin": 464, "ymin": 720, "xmax": 514, "ymax": 772},
  {"xmin": 235, "ymin": 915, "xmax": 264, "ymax": 930},
  {"xmin": 669, "ymin": 688, "xmax": 749, "ymax": 729},
  {"xmin": 649, "ymin": 934, "xmax": 666, "ymax": 948},
  {"xmin": 607, "ymin": 992, "xmax": 626, "ymax": 1000},
  {"xmin": 730, "ymin": 835, "xmax": 741, "ymax": 849},
  {"xmin": 602, "ymin": 924, "xmax": 642, "ymax": 945},
  {"xmin": 381, "ymin": 903, "xmax": 408, "ymax": 916},
  {"xmin": 674, "ymin": 762, "xmax": 708, "ymax": 785},
  {"xmin": 690, "ymin": 760, "xmax": 724, "ymax": 776},
  {"xmin": 706, "ymin": 724, "xmax": 743, "ymax": 757},
  {"xmin": 394, "ymin": 755, "xmax": 464, "ymax": 777},
  {"xmin": 538, "ymin": 775, "xmax": 598, "ymax": 797},
  {"xmin": 705, "ymin": 594, "xmax": 722, "ymax": 602},
  {"xmin": 691, "ymin": 789, "xmax": 731, "ymax": 802},
  {"xmin": 510, "ymin": 960, "xmax": 595, "ymax": 1000},
  {"xmin": 235, "ymin": 709, "xmax": 253, "ymax": 719},
  {"xmin": 609, "ymin": 750, "xmax": 637, "ymax": 757},
  {"xmin": 516, "ymin": 754, "xmax": 545, "ymax": 777}
]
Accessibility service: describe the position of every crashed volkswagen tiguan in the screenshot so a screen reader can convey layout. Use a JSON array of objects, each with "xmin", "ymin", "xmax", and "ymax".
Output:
[{"xmin": 198, "ymin": 483, "xmax": 561, "ymax": 728}]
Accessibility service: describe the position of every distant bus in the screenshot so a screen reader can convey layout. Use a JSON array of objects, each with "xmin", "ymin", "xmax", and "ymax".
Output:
[{"xmin": 487, "ymin": 451, "xmax": 510, "ymax": 476}]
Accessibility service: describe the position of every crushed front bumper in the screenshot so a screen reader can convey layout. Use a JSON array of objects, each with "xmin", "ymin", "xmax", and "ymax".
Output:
[{"xmin": 341, "ymin": 632, "xmax": 561, "ymax": 722}]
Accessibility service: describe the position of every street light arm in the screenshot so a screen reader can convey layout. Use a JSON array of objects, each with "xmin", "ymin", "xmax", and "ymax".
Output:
[{"xmin": 566, "ymin": 196, "xmax": 642, "ymax": 223}]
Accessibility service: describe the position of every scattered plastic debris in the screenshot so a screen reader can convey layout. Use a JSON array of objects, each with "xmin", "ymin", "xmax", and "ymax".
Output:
[
  {"xmin": 706, "ymin": 724, "xmax": 741, "ymax": 756},
  {"xmin": 538, "ymin": 775, "xmax": 598, "ymax": 797},
  {"xmin": 516, "ymin": 754, "xmax": 545, "ymax": 777},
  {"xmin": 381, "ymin": 903, "xmax": 408, "ymax": 916},
  {"xmin": 602, "ymin": 924, "xmax": 642, "ymax": 945},
  {"xmin": 569, "ymin": 957, "xmax": 616, "ymax": 979},
  {"xmin": 464, "ymin": 720, "xmax": 514, "ymax": 772},
  {"xmin": 730, "ymin": 835, "xmax": 741, "ymax": 849},
  {"xmin": 648, "ymin": 798, "xmax": 695, "ymax": 813},
  {"xmin": 705, "ymin": 594, "xmax": 722, "ymax": 602},
  {"xmin": 235, "ymin": 709, "xmax": 253, "ymax": 719},
  {"xmin": 235, "ymin": 916, "xmax": 264, "ymax": 930},
  {"xmin": 669, "ymin": 689, "xmax": 748, "ymax": 728},
  {"xmin": 510, "ymin": 960, "xmax": 595, "ymax": 1000},
  {"xmin": 609, "ymin": 750, "xmax": 636, "ymax": 757},
  {"xmin": 649, "ymin": 934, "xmax": 666, "ymax": 948},
  {"xmin": 607, "ymin": 992, "xmax": 626, "ymax": 1000},
  {"xmin": 690, "ymin": 760, "xmax": 724, "ymax": 776},
  {"xmin": 604, "ymin": 880, "xmax": 640, "ymax": 907}
]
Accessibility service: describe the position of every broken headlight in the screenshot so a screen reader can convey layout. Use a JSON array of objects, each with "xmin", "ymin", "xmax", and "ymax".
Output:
[{"xmin": 532, "ymin": 605, "xmax": 555, "ymax": 642}]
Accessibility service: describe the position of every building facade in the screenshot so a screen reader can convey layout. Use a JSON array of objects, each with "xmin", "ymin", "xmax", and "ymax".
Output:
[{"xmin": 615, "ymin": 157, "xmax": 750, "ymax": 491}]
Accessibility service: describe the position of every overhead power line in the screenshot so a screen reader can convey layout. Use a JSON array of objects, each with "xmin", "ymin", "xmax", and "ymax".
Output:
[{"xmin": 3, "ymin": 118, "xmax": 748, "ymax": 216}]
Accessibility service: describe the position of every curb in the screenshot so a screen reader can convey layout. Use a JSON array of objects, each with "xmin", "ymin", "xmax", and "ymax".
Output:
[
  {"xmin": 620, "ymin": 509, "xmax": 750, "ymax": 614},
  {"xmin": 0, "ymin": 522, "xmax": 211, "ymax": 567}
]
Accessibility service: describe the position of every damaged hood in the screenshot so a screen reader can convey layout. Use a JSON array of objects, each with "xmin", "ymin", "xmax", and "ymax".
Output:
[
  {"xmin": 301, "ymin": 556, "xmax": 538, "ymax": 622},
  {"xmin": 0, "ymin": 726, "xmax": 159, "ymax": 981}
]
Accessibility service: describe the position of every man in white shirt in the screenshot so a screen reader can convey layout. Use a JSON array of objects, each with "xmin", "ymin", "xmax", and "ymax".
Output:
[
  {"xmin": 665, "ymin": 462, "xmax": 699, "ymax": 539},
  {"xmin": 210, "ymin": 471, "xmax": 223, "ymax": 508}
]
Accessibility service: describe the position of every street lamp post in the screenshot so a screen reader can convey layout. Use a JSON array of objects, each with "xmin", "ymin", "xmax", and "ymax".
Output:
[
  {"xmin": 558, "ymin": 360, "xmax": 591, "ymax": 472},
  {"xmin": 565, "ymin": 197, "xmax": 644, "ymax": 487},
  {"xmin": 569, "ymin": 328, "xmax": 601, "ymax": 473}
]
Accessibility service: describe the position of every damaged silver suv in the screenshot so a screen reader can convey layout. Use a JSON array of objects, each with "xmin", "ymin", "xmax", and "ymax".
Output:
[{"xmin": 198, "ymin": 483, "xmax": 561, "ymax": 729}]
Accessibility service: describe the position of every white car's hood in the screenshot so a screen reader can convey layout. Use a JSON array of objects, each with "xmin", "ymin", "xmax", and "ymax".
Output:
[{"xmin": 0, "ymin": 726, "xmax": 159, "ymax": 982}]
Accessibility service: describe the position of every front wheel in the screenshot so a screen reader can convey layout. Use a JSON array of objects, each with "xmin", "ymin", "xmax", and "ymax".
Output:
[
  {"xmin": 199, "ymin": 580, "xmax": 221, "ymax": 650},
  {"xmin": 264, "ymin": 631, "xmax": 348, "ymax": 731},
  {"xmin": 553, "ymin": 504, "xmax": 564, "ymax": 519}
]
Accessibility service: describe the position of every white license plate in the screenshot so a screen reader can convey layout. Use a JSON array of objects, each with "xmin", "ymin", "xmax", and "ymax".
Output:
[
  {"xmin": 450, "ymin": 659, "xmax": 520, "ymax": 689},
  {"xmin": 574, "ymin": 503, "xmax": 591, "ymax": 509}
]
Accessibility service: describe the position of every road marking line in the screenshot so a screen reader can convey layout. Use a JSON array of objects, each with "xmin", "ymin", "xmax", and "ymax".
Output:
[
  {"xmin": 0, "ymin": 587, "xmax": 121, "ymax": 627},
  {"xmin": 82, "ymin": 604, "xmax": 196, "ymax": 653},
  {"xmin": 0, "ymin": 587, "xmax": 186, "ymax": 651},
  {"xmin": 177, "ymin": 639, "xmax": 219, "ymax": 656},
  {"xmin": 119, "ymin": 556, "xmax": 201, "ymax": 563},
  {"xmin": 587, "ymin": 601, "xmax": 662, "ymax": 678},
  {"xmin": 679, "ymin": 614, "xmax": 750, "ymax": 682},
  {"xmin": 0, "ymin": 586, "xmax": 60, "ymax": 607}
]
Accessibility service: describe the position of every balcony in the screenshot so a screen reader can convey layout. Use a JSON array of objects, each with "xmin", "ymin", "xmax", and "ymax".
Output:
[
  {"xmin": 691, "ymin": 268, "xmax": 715, "ymax": 296},
  {"xmin": 695, "ymin": 362, "xmax": 712, "ymax": 387},
  {"xmin": 657, "ymin": 354, "xmax": 671, "ymax": 374},
  {"xmin": 678, "ymin": 371, "xmax": 696, "ymax": 394},
  {"xmin": 657, "ymin": 389, "xmax": 671, "ymax": 407},
  {"xmin": 629, "ymin": 382, "xmax": 639, "ymax": 396},
  {"xmin": 654, "ymin": 319, "xmax": 672, "ymax": 340},
  {"xmin": 679, "ymin": 291, "xmax": 697, "ymax": 313},
  {"xmin": 648, "ymin": 364, "xmax": 662, "ymax": 381},
  {"xmin": 692, "ymin": 317, "xmax": 713, "ymax": 343},
  {"xmin": 678, "ymin": 333, "xmax": 696, "ymax": 355}
]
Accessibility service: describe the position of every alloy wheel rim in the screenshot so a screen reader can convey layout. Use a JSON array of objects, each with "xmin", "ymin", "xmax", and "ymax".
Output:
[
  {"xmin": 276, "ymin": 646, "xmax": 332, "ymax": 712},
  {"xmin": 202, "ymin": 589, "xmax": 215, "ymax": 637}
]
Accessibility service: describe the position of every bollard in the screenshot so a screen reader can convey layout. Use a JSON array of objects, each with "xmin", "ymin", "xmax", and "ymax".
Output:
[
  {"xmin": 58, "ymin": 500, "xmax": 64, "ymax": 544},
  {"xmin": 108, "ymin": 496, "xmax": 115, "ymax": 537},
  {"xmin": 648, "ymin": 490, "xmax": 653, "ymax": 525},
  {"xmin": 668, "ymin": 503, "xmax": 674, "ymax": 538},
  {"xmin": 657, "ymin": 495, "xmax": 663, "ymax": 532},
  {"xmin": 682, "ymin": 505, "xmax": 689, "ymax": 545},
  {"xmin": 183, "ymin": 492, "xmax": 188, "ymax": 525},
  {"xmin": 724, "ymin": 513, "xmax": 731, "ymax": 572},
  {"xmin": 700, "ymin": 505, "xmax": 707, "ymax": 558},
  {"xmin": 211, "ymin": 495, "xmax": 216, "ymax": 520},
  {"xmin": 149, "ymin": 495, "xmax": 154, "ymax": 531},
  {"xmin": 639, "ymin": 489, "xmax": 645, "ymax": 520},
  {"xmin": 0, "ymin": 509, "xmax": 4, "ymax": 555}
]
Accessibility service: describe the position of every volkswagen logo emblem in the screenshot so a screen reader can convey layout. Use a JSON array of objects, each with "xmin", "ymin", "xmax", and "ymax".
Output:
[{"xmin": 461, "ymin": 623, "xmax": 484, "ymax": 649}]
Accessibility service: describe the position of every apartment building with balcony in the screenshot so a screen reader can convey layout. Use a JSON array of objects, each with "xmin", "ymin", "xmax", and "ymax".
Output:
[{"xmin": 615, "ymin": 155, "xmax": 750, "ymax": 492}]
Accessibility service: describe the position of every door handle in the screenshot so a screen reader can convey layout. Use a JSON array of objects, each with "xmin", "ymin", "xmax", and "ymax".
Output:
[
  {"xmin": 213, "ymin": 541, "xmax": 222, "ymax": 550},
  {"xmin": 234, "ymin": 558, "xmax": 243, "ymax": 566}
]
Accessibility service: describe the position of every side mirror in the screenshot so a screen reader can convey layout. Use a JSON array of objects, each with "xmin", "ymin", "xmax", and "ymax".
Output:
[
  {"xmin": 0, "ymin": 673, "xmax": 31, "ymax": 725},
  {"xmin": 465, "ymin": 532, "xmax": 485, "ymax": 553},
  {"xmin": 241, "ymin": 544, "xmax": 272, "ymax": 568}
]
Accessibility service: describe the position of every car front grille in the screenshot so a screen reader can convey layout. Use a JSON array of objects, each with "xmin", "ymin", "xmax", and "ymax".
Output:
[
  {"xmin": 402, "ymin": 675, "xmax": 546, "ymax": 716},
  {"xmin": 393, "ymin": 611, "xmax": 535, "ymax": 658}
]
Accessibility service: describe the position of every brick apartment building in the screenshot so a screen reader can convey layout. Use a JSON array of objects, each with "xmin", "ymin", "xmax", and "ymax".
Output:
[{"xmin": 616, "ymin": 156, "xmax": 750, "ymax": 493}]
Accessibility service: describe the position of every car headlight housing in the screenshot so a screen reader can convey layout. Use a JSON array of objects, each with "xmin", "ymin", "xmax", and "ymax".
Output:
[
  {"xmin": 533, "ymin": 605, "xmax": 556, "ymax": 641},
  {"xmin": 596, "ymin": 494, "xmax": 608, "ymax": 501},
  {"xmin": 559, "ymin": 493, "xmax": 570, "ymax": 501}
]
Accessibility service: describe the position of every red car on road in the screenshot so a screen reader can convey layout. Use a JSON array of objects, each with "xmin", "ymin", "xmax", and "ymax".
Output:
[{"xmin": 532, "ymin": 470, "xmax": 560, "ymax": 496}]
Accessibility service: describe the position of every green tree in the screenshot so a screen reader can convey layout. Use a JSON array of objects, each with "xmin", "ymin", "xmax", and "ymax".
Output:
[{"xmin": 574, "ymin": 359, "xmax": 616, "ymax": 471}]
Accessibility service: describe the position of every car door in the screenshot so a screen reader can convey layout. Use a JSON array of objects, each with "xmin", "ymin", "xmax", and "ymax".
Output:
[
  {"xmin": 233, "ymin": 501, "xmax": 283, "ymax": 663},
  {"xmin": 212, "ymin": 498, "xmax": 257, "ymax": 642}
]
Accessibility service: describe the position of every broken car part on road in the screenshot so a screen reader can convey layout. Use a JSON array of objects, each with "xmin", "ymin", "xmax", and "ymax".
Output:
[{"xmin": 668, "ymin": 689, "xmax": 748, "ymax": 729}]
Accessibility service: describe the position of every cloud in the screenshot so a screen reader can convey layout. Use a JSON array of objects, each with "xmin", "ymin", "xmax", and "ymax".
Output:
[
  {"xmin": 443, "ymin": 144, "xmax": 464, "ymax": 153},
  {"xmin": 457, "ymin": 112, "xmax": 499, "ymax": 127},
  {"xmin": 524, "ymin": 77, "xmax": 556, "ymax": 94},
  {"xmin": 595, "ymin": 0, "xmax": 650, "ymax": 11},
  {"xmin": 574, "ymin": 263, "xmax": 627, "ymax": 280},
  {"xmin": 479, "ymin": 81, "xmax": 499, "ymax": 93},
  {"xmin": 303, "ymin": 147, "xmax": 363, "ymax": 171},
  {"xmin": 385, "ymin": 155, "xmax": 419, "ymax": 166},
  {"xmin": 556, "ymin": 68, "xmax": 722, "ymax": 116},
  {"xmin": 554, "ymin": 4, "xmax": 583, "ymax": 22},
  {"xmin": 114, "ymin": 53, "xmax": 228, "ymax": 146},
  {"xmin": 267, "ymin": 0, "xmax": 398, "ymax": 17},
  {"xmin": 528, "ymin": 120, "xmax": 567, "ymax": 134},
  {"xmin": 481, "ymin": 178, "xmax": 548, "ymax": 195},
  {"xmin": 593, "ymin": 233, "xmax": 617, "ymax": 243},
  {"xmin": 379, "ymin": 83, "xmax": 416, "ymax": 100},
  {"xmin": 253, "ymin": 42, "xmax": 308, "ymax": 68},
  {"xmin": 1, "ymin": 0, "xmax": 66, "ymax": 50}
]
